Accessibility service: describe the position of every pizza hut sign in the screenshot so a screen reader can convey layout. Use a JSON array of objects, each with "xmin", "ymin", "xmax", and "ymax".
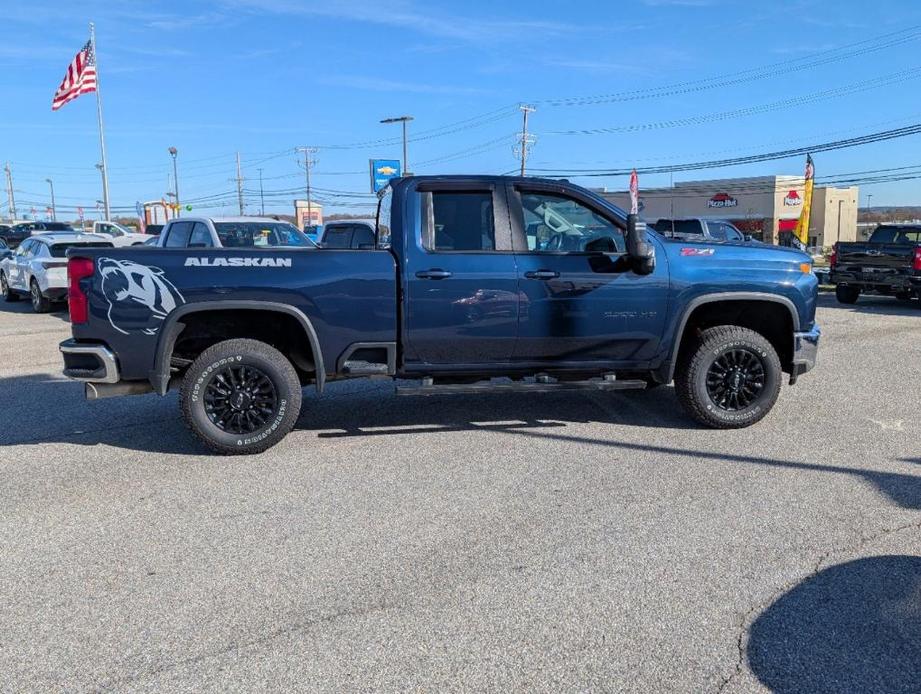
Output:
[
  {"xmin": 707, "ymin": 192, "xmax": 738, "ymax": 209},
  {"xmin": 783, "ymin": 190, "xmax": 803, "ymax": 206}
]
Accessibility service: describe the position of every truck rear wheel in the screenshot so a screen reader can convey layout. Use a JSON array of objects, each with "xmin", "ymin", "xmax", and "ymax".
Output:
[
  {"xmin": 835, "ymin": 284, "xmax": 860, "ymax": 304},
  {"xmin": 675, "ymin": 326, "xmax": 782, "ymax": 429},
  {"xmin": 179, "ymin": 338, "xmax": 303, "ymax": 455}
]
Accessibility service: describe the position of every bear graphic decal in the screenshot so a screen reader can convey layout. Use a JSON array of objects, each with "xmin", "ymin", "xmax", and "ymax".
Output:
[{"xmin": 98, "ymin": 258, "xmax": 185, "ymax": 335}]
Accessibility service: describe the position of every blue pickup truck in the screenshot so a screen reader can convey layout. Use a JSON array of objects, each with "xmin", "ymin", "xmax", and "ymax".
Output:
[{"xmin": 59, "ymin": 176, "xmax": 820, "ymax": 454}]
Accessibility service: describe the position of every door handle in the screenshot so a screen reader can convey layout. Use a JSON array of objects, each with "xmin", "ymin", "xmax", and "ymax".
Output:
[
  {"xmin": 524, "ymin": 269, "xmax": 560, "ymax": 280},
  {"xmin": 415, "ymin": 269, "xmax": 453, "ymax": 280}
]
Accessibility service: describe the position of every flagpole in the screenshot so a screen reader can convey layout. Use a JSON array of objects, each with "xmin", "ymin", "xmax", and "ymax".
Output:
[{"xmin": 89, "ymin": 22, "xmax": 110, "ymax": 220}]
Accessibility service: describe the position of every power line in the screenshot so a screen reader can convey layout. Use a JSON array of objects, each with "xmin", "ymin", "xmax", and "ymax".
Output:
[
  {"xmin": 530, "ymin": 122, "xmax": 921, "ymax": 177},
  {"xmin": 540, "ymin": 24, "xmax": 921, "ymax": 107},
  {"xmin": 548, "ymin": 67, "xmax": 921, "ymax": 136}
]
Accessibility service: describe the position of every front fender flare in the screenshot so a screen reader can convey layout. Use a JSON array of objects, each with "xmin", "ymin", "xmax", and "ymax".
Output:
[
  {"xmin": 149, "ymin": 300, "xmax": 325, "ymax": 395},
  {"xmin": 662, "ymin": 292, "xmax": 800, "ymax": 383}
]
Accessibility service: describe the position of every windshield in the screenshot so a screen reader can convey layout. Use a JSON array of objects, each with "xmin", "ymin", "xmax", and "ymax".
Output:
[
  {"xmin": 44, "ymin": 222, "xmax": 75, "ymax": 231},
  {"xmin": 869, "ymin": 226, "xmax": 921, "ymax": 244},
  {"xmin": 213, "ymin": 222, "xmax": 316, "ymax": 248}
]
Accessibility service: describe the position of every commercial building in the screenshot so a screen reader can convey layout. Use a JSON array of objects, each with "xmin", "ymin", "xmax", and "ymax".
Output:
[
  {"xmin": 294, "ymin": 200, "xmax": 323, "ymax": 230},
  {"xmin": 602, "ymin": 175, "xmax": 858, "ymax": 249}
]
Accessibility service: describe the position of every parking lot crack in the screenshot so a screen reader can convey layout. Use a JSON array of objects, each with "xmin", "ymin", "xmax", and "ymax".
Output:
[{"xmin": 716, "ymin": 518, "xmax": 921, "ymax": 693}]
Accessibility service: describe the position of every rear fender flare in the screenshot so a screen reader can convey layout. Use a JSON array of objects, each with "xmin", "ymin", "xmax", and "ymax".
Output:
[{"xmin": 150, "ymin": 300, "xmax": 325, "ymax": 395}]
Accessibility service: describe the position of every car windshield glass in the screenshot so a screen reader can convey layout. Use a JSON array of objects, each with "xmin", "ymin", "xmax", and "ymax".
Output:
[
  {"xmin": 44, "ymin": 223, "xmax": 74, "ymax": 231},
  {"xmin": 870, "ymin": 226, "xmax": 921, "ymax": 244},
  {"xmin": 50, "ymin": 242, "xmax": 113, "ymax": 257},
  {"xmin": 213, "ymin": 222, "xmax": 316, "ymax": 248}
]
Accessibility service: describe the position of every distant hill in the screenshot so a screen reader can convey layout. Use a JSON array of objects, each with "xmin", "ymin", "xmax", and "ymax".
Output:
[{"xmin": 859, "ymin": 207, "xmax": 921, "ymax": 223}]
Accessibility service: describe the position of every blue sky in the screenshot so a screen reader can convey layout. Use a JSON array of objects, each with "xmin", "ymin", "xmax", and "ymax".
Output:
[{"xmin": 2, "ymin": 0, "xmax": 921, "ymax": 219}]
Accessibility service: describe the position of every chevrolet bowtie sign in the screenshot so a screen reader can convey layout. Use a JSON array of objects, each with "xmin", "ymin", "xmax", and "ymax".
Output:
[{"xmin": 370, "ymin": 159, "xmax": 402, "ymax": 193}]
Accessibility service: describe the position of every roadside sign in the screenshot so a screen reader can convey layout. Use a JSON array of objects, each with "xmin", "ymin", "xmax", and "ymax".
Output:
[
  {"xmin": 370, "ymin": 159, "xmax": 401, "ymax": 193},
  {"xmin": 185, "ymin": 204, "xmax": 192, "ymax": 211},
  {"xmin": 135, "ymin": 201, "xmax": 143, "ymax": 217},
  {"xmin": 77, "ymin": 206, "xmax": 84, "ymax": 221}
]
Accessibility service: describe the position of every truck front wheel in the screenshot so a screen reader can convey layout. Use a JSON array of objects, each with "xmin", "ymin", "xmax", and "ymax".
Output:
[
  {"xmin": 675, "ymin": 326, "xmax": 782, "ymax": 429},
  {"xmin": 179, "ymin": 338, "xmax": 303, "ymax": 455},
  {"xmin": 835, "ymin": 284, "xmax": 860, "ymax": 304}
]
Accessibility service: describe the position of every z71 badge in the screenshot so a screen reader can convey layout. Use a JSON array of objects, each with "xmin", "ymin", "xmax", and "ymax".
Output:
[{"xmin": 680, "ymin": 248, "xmax": 716, "ymax": 257}]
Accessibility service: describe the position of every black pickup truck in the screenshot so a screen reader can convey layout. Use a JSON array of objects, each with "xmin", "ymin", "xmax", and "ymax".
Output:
[{"xmin": 830, "ymin": 224, "xmax": 921, "ymax": 304}]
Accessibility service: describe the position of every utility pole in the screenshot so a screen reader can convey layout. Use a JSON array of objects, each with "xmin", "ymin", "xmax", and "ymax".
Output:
[
  {"xmin": 296, "ymin": 147, "xmax": 318, "ymax": 229},
  {"xmin": 257, "ymin": 168, "xmax": 265, "ymax": 216},
  {"xmin": 380, "ymin": 116, "xmax": 413, "ymax": 175},
  {"xmin": 4, "ymin": 163, "xmax": 16, "ymax": 221},
  {"xmin": 235, "ymin": 152, "xmax": 245, "ymax": 216},
  {"xmin": 516, "ymin": 104, "xmax": 536, "ymax": 176},
  {"xmin": 46, "ymin": 178, "xmax": 56, "ymax": 221}
]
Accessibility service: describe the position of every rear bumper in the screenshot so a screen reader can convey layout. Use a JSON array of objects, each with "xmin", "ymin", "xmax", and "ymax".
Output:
[
  {"xmin": 790, "ymin": 324, "xmax": 820, "ymax": 384},
  {"xmin": 59, "ymin": 339, "xmax": 120, "ymax": 383}
]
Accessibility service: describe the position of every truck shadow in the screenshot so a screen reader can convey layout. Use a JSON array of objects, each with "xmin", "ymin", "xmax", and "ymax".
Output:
[
  {"xmin": 816, "ymin": 292, "xmax": 921, "ymax": 316},
  {"xmin": 3, "ymin": 374, "xmax": 921, "ymax": 511},
  {"xmin": 747, "ymin": 555, "xmax": 921, "ymax": 694}
]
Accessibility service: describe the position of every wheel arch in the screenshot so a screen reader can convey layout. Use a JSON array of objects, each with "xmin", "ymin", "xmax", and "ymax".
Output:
[
  {"xmin": 663, "ymin": 292, "xmax": 800, "ymax": 383},
  {"xmin": 150, "ymin": 301, "xmax": 325, "ymax": 395}
]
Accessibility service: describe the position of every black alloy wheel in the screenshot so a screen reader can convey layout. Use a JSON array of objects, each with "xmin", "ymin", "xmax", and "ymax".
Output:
[
  {"xmin": 705, "ymin": 348, "xmax": 766, "ymax": 411},
  {"xmin": 203, "ymin": 364, "xmax": 278, "ymax": 435}
]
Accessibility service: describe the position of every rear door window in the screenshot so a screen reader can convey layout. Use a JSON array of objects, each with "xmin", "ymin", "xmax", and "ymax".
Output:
[
  {"xmin": 422, "ymin": 191, "xmax": 496, "ymax": 252},
  {"xmin": 164, "ymin": 222, "xmax": 193, "ymax": 248},
  {"xmin": 189, "ymin": 223, "xmax": 213, "ymax": 247}
]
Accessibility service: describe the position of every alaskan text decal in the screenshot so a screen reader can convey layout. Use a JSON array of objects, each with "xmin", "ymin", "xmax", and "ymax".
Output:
[{"xmin": 184, "ymin": 257, "xmax": 293, "ymax": 268}]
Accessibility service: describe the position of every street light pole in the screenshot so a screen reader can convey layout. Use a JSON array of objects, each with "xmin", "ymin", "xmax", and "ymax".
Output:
[
  {"xmin": 380, "ymin": 115, "xmax": 414, "ymax": 175},
  {"xmin": 94, "ymin": 163, "xmax": 106, "ymax": 220},
  {"xmin": 45, "ymin": 178, "xmax": 56, "ymax": 221},
  {"xmin": 168, "ymin": 147, "xmax": 180, "ymax": 217}
]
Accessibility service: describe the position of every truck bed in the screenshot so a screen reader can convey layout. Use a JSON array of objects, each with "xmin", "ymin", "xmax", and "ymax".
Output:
[{"xmin": 69, "ymin": 246, "xmax": 398, "ymax": 382}]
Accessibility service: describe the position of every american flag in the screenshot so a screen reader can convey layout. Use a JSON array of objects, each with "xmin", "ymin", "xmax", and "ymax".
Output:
[{"xmin": 51, "ymin": 40, "xmax": 97, "ymax": 111}]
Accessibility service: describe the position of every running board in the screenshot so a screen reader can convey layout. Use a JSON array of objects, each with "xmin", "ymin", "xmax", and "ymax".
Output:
[{"xmin": 397, "ymin": 378, "xmax": 648, "ymax": 397}]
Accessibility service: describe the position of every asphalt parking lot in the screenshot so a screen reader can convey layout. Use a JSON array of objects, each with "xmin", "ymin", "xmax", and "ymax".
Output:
[{"xmin": 1, "ymin": 294, "xmax": 919, "ymax": 692}]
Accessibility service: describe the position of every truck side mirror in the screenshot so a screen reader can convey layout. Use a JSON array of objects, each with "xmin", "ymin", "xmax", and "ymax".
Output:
[{"xmin": 626, "ymin": 214, "xmax": 655, "ymax": 275}]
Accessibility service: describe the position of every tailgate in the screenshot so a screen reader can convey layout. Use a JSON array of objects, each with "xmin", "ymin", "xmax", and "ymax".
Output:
[{"xmin": 836, "ymin": 243, "xmax": 915, "ymax": 274}]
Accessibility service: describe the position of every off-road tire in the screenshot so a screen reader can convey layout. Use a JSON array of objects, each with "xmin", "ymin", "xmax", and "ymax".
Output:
[
  {"xmin": 179, "ymin": 339, "xmax": 302, "ymax": 455},
  {"xmin": 835, "ymin": 284, "xmax": 860, "ymax": 305},
  {"xmin": 675, "ymin": 326, "xmax": 782, "ymax": 429},
  {"xmin": 1, "ymin": 272, "xmax": 20, "ymax": 302},
  {"xmin": 30, "ymin": 279, "xmax": 51, "ymax": 313}
]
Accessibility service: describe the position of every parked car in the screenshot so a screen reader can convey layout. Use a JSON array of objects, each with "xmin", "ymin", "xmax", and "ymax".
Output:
[
  {"xmin": 0, "ymin": 221, "xmax": 77, "ymax": 249},
  {"xmin": 145, "ymin": 224, "xmax": 164, "ymax": 236},
  {"xmin": 59, "ymin": 175, "xmax": 820, "ymax": 454},
  {"xmin": 92, "ymin": 221, "xmax": 150, "ymax": 247},
  {"xmin": 153, "ymin": 217, "xmax": 317, "ymax": 249},
  {"xmin": 319, "ymin": 219, "xmax": 376, "ymax": 248},
  {"xmin": 143, "ymin": 236, "xmax": 160, "ymax": 247},
  {"xmin": 0, "ymin": 237, "xmax": 10, "ymax": 259},
  {"xmin": 650, "ymin": 218, "xmax": 749, "ymax": 243},
  {"xmin": 1, "ymin": 233, "xmax": 113, "ymax": 312},
  {"xmin": 830, "ymin": 224, "xmax": 921, "ymax": 304}
]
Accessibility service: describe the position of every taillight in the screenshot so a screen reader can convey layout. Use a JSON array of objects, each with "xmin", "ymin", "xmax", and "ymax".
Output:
[
  {"xmin": 913, "ymin": 247, "xmax": 921, "ymax": 272},
  {"xmin": 67, "ymin": 257, "xmax": 94, "ymax": 324},
  {"xmin": 829, "ymin": 242, "xmax": 838, "ymax": 269}
]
